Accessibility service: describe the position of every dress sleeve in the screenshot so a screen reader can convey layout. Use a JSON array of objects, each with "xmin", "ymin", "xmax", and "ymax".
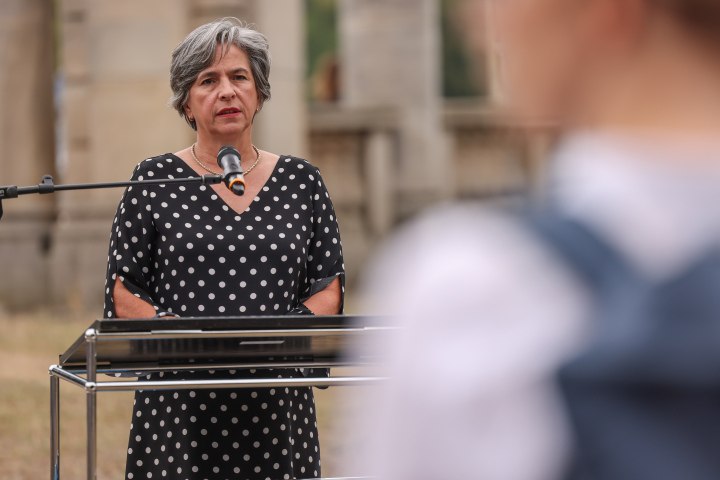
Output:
[
  {"xmin": 102, "ymin": 162, "xmax": 168, "ymax": 318},
  {"xmin": 301, "ymin": 166, "xmax": 345, "ymax": 312}
]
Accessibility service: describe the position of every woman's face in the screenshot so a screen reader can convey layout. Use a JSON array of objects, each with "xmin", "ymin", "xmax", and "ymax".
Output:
[
  {"xmin": 488, "ymin": 0, "xmax": 598, "ymax": 121},
  {"xmin": 184, "ymin": 44, "xmax": 259, "ymax": 139}
]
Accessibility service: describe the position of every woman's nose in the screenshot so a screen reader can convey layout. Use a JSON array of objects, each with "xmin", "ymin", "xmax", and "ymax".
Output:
[{"xmin": 218, "ymin": 77, "xmax": 236, "ymax": 99}]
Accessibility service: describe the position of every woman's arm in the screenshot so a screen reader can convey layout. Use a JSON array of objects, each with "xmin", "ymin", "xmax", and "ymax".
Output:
[
  {"xmin": 116, "ymin": 276, "xmax": 342, "ymax": 318},
  {"xmin": 113, "ymin": 278, "xmax": 157, "ymax": 318},
  {"xmin": 302, "ymin": 166, "xmax": 345, "ymax": 316},
  {"xmin": 104, "ymin": 162, "xmax": 169, "ymax": 319},
  {"xmin": 303, "ymin": 276, "xmax": 342, "ymax": 315}
]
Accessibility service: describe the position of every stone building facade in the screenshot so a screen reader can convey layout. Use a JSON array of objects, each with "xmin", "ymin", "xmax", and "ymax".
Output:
[{"xmin": 0, "ymin": 0, "xmax": 550, "ymax": 310}]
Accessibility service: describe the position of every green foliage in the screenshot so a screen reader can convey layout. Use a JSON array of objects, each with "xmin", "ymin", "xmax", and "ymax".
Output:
[
  {"xmin": 306, "ymin": 0, "xmax": 338, "ymax": 79},
  {"xmin": 441, "ymin": 0, "xmax": 484, "ymax": 97}
]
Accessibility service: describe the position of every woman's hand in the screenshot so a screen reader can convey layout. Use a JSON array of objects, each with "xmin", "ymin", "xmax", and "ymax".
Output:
[
  {"xmin": 302, "ymin": 277, "xmax": 342, "ymax": 315},
  {"xmin": 113, "ymin": 278, "xmax": 157, "ymax": 318}
]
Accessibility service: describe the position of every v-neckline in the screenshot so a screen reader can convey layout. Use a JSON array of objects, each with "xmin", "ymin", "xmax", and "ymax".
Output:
[{"xmin": 168, "ymin": 153, "xmax": 285, "ymax": 218}]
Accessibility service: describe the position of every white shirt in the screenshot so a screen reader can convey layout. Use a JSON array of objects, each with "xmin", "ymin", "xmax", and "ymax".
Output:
[{"xmin": 347, "ymin": 132, "xmax": 720, "ymax": 480}]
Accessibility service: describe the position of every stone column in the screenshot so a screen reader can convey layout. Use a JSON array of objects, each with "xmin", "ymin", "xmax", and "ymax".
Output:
[
  {"xmin": 0, "ymin": 0, "xmax": 56, "ymax": 309},
  {"xmin": 51, "ymin": 0, "xmax": 191, "ymax": 309},
  {"xmin": 365, "ymin": 131, "xmax": 395, "ymax": 237},
  {"xmin": 252, "ymin": 0, "xmax": 308, "ymax": 159},
  {"xmin": 188, "ymin": 0, "xmax": 254, "ymax": 28},
  {"xmin": 339, "ymin": 0, "xmax": 450, "ymax": 216}
]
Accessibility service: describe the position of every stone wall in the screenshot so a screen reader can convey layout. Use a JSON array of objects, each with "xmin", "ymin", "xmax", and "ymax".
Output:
[
  {"xmin": 309, "ymin": 102, "xmax": 552, "ymax": 286},
  {"xmin": 309, "ymin": 105, "xmax": 401, "ymax": 285},
  {"xmin": 444, "ymin": 101, "xmax": 554, "ymax": 200}
]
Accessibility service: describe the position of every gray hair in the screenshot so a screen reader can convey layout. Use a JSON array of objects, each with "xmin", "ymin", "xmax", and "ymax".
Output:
[{"xmin": 168, "ymin": 18, "xmax": 271, "ymax": 131}]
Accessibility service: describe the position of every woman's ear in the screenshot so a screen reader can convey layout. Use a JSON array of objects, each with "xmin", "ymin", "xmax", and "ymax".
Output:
[{"xmin": 183, "ymin": 103, "xmax": 194, "ymax": 121}]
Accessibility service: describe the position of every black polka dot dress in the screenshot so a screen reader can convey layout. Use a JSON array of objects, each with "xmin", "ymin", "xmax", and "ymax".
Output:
[{"xmin": 102, "ymin": 154, "xmax": 345, "ymax": 480}]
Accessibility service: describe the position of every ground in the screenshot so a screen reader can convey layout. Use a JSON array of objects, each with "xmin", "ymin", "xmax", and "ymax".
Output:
[{"xmin": 0, "ymin": 310, "xmax": 369, "ymax": 480}]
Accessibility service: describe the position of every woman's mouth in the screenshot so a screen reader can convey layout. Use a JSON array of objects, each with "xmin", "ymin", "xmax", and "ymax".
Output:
[{"xmin": 217, "ymin": 108, "xmax": 241, "ymax": 117}]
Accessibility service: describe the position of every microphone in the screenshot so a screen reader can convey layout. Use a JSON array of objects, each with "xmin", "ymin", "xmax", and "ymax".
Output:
[{"xmin": 216, "ymin": 145, "xmax": 246, "ymax": 196}]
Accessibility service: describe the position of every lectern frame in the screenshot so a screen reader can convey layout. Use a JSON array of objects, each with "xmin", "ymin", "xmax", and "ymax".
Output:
[{"xmin": 48, "ymin": 315, "xmax": 390, "ymax": 480}]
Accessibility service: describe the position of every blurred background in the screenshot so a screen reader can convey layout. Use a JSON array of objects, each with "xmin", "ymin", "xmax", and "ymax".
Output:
[{"xmin": 0, "ymin": 0, "xmax": 552, "ymax": 478}]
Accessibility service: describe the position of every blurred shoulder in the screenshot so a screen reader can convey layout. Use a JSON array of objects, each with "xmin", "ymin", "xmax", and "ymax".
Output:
[
  {"xmin": 362, "ymin": 201, "xmax": 591, "ymax": 322},
  {"xmin": 381, "ymin": 202, "xmax": 547, "ymax": 267}
]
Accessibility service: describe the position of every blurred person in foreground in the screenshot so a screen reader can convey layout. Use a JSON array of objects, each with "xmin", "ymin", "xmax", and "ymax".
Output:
[
  {"xmin": 350, "ymin": 0, "xmax": 720, "ymax": 479},
  {"xmin": 103, "ymin": 18, "xmax": 343, "ymax": 479}
]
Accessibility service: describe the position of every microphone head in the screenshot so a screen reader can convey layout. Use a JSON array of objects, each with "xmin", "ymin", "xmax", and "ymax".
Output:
[
  {"xmin": 217, "ymin": 145, "xmax": 241, "ymax": 169},
  {"xmin": 217, "ymin": 145, "xmax": 245, "ymax": 196}
]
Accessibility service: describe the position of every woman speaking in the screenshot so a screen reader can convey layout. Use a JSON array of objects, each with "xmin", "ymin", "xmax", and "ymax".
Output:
[{"xmin": 103, "ymin": 18, "xmax": 344, "ymax": 480}]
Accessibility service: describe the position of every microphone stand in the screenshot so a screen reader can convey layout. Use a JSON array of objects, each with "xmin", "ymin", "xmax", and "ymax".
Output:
[{"xmin": 0, "ymin": 173, "xmax": 223, "ymax": 221}]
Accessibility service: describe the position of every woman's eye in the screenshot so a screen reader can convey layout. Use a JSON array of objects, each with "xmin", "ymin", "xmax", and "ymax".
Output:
[
  {"xmin": 200, "ymin": 78, "xmax": 214, "ymax": 85},
  {"xmin": 235, "ymin": 75, "xmax": 246, "ymax": 81}
]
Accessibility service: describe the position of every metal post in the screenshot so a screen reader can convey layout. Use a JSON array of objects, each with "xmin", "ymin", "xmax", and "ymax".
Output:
[
  {"xmin": 50, "ymin": 369, "xmax": 60, "ymax": 480},
  {"xmin": 85, "ymin": 329, "xmax": 97, "ymax": 480}
]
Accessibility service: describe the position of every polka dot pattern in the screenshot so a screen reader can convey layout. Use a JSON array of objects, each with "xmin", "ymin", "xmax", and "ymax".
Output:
[
  {"xmin": 103, "ymin": 154, "xmax": 344, "ymax": 320},
  {"xmin": 126, "ymin": 369, "xmax": 322, "ymax": 479},
  {"xmin": 102, "ymin": 154, "xmax": 344, "ymax": 479}
]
